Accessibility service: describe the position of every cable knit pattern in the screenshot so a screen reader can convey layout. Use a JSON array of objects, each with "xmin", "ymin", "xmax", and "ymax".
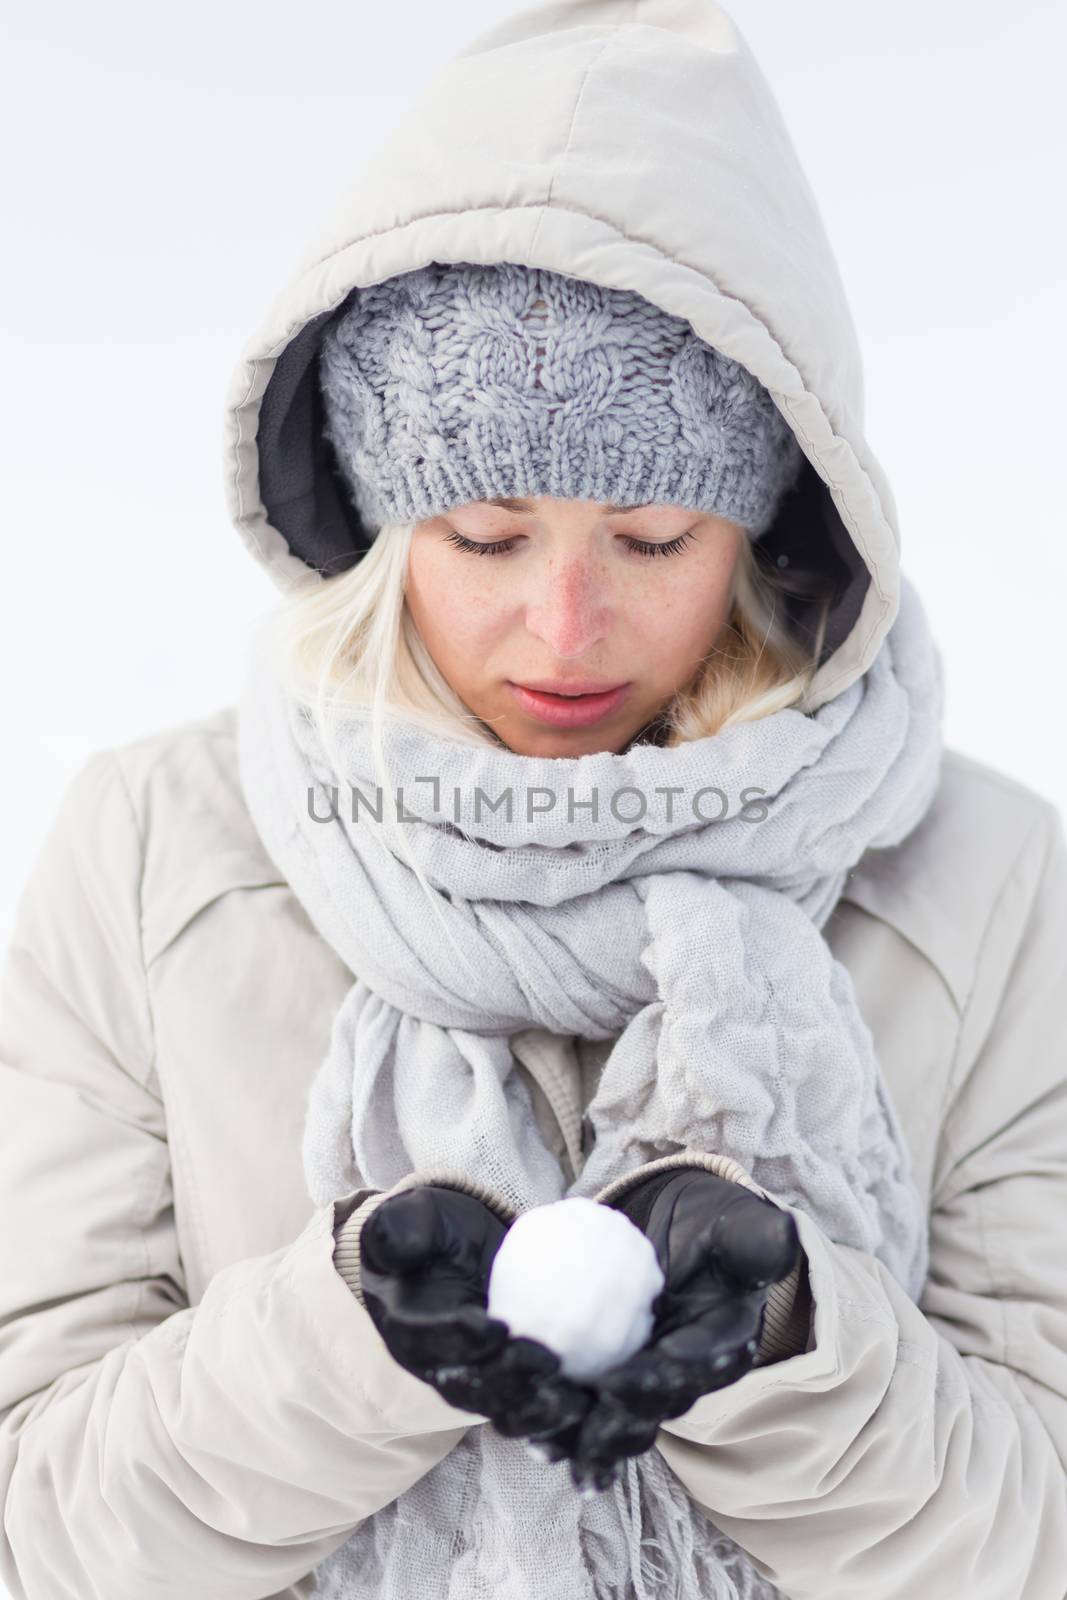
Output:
[{"xmin": 318, "ymin": 262, "xmax": 805, "ymax": 537}]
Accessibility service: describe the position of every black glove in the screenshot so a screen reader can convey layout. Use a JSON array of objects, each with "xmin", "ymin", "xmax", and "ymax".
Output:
[
  {"xmin": 540, "ymin": 1169, "xmax": 801, "ymax": 1494},
  {"xmin": 359, "ymin": 1185, "xmax": 596, "ymax": 1450}
]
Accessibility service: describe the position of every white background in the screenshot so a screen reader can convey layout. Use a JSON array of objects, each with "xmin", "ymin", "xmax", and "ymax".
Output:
[
  {"xmin": 0, "ymin": 0, "xmax": 1064, "ymax": 1585},
  {"xmin": 2, "ymin": 1, "xmax": 1065, "ymax": 953}
]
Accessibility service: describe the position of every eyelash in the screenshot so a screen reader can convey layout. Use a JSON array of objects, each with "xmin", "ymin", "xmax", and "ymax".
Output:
[{"xmin": 442, "ymin": 530, "xmax": 697, "ymax": 561}]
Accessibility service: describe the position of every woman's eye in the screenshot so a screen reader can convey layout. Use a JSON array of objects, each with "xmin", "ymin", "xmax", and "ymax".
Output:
[
  {"xmin": 621, "ymin": 532, "xmax": 697, "ymax": 560},
  {"xmin": 441, "ymin": 529, "xmax": 698, "ymax": 560},
  {"xmin": 443, "ymin": 530, "xmax": 519, "ymax": 556}
]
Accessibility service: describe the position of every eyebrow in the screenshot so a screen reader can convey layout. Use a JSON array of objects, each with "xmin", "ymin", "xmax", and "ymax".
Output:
[{"xmin": 485, "ymin": 496, "xmax": 653, "ymax": 514}]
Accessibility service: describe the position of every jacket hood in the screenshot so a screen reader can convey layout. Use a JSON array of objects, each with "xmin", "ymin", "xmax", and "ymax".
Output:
[{"xmin": 222, "ymin": 0, "xmax": 899, "ymax": 713}]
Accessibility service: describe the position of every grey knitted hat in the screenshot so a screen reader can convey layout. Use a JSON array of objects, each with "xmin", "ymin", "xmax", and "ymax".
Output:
[{"xmin": 318, "ymin": 261, "xmax": 804, "ymax": 539}]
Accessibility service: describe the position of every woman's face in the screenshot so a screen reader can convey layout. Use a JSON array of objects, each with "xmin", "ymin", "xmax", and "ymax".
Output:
[{"xmin": 406, "ymin": 495, "xmax": 745, "ymax": 756}]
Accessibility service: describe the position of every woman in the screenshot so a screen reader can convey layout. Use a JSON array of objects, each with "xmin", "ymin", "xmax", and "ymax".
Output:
[{"xmin": 1, "ymin": 2, "xmax": 1065, "ymax": 1598}]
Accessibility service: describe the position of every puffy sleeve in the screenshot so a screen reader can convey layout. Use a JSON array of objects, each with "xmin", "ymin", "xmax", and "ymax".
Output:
[{"xmin": 0, "ymin": 751, "xmax": 485, "ymax": 1600}]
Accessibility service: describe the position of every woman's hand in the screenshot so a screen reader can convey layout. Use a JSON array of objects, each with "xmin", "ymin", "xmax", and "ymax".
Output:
[
  {"xmin": 359, "ymin": 1185, "xmax": 596, "ymax": 1450},
  {"xmin": 542, "ymin": 1170, "xmax": 801, "ymax": 1493}
]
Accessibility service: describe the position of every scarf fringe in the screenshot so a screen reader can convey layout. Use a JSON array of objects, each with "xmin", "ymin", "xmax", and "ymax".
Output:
[{"xmin": 607, "ymin": 1450, "xmax": 780, "ymax": 1600}]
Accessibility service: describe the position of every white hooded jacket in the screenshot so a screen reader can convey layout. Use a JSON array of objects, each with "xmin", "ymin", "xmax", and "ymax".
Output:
[{"xmin": 1, "ymin": 3, "xmax": 1066, "ymax": 1597}]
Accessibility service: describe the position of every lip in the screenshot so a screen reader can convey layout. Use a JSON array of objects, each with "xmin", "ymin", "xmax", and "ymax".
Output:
[
  {"xmin": 506, "ymin": 680, "xmax": 634, "ymax": 729},
  {"xmin": 516, "ymin": 678, "xmax": 629, "ymax": 695}
]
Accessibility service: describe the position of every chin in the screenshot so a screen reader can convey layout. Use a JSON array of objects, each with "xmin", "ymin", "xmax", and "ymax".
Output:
[{"xmin": 503, "ymin": 727, "xmax": 634, "ymax": 759}]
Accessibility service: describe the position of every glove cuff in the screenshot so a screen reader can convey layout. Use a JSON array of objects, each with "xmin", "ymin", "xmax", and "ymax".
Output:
[
  {"xmin": 757, "ymin": 1254, "xmax": 812, "ymax": 1363},
  {"xmin": 332, "ymin": 1171, "xmax": 521, "ymax": 1307}
]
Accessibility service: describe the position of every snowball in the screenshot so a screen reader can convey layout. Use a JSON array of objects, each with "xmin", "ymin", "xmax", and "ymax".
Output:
[{"xmin": 487, "ymin": 1196, "xmax": 665, "ymax": 1383}]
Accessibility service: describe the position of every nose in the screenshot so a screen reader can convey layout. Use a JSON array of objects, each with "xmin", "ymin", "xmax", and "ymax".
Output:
[{"xmin": 524, "ymin": 552, "xmax": 609, "ymax": 659}]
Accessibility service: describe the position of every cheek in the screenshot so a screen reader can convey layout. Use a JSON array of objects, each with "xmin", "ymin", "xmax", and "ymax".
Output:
[
  {"xmin": 629, "ymin": 563, "xmax": 734, "ymax": 656},
  {"xmin": 408, "ymin": 549, "xmax": 506, "ymax": 649}
]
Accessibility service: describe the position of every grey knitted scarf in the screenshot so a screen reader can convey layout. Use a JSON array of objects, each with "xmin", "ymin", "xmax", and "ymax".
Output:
[{"xmin": 236, "ymin": 572, "xmax": 944, "ymax": 1600}]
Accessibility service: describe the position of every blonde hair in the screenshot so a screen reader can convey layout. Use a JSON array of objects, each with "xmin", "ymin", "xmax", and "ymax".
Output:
[{"xmin": 260, "ymin": 517, "xmax": 831, "ymax": 975}]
